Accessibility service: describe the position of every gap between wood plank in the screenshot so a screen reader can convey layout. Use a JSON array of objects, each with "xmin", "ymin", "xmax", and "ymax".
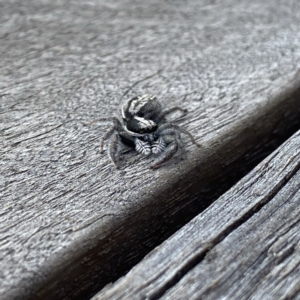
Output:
[{"xmin": 147, "ymin": 153, "xmax": 300, "ymax": 300}]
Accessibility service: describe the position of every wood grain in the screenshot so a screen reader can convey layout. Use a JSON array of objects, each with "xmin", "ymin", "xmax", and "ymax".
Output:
[
  {"xmin": 1, "ymin": 0, "xmax": 300, "ymax": 299},
  {"xmin": 92, "ymin": 130, "xmax": 300, "ymax": 300}
]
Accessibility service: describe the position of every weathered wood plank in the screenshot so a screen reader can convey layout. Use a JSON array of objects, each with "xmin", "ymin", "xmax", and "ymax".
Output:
[
  {"xmin": 162, "ymin": 141, "xmax": 300, "ymax": 300},
  {"xmin": 1, "ymin": 0, "xmax": 300, "ymax": 299},
  {"xmin": 92, "ymin": 130, "xmax": 300, "ymax": 300}
]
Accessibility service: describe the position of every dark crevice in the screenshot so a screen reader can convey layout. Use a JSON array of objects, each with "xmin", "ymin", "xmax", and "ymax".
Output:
[
  {"xmin": 147, "ymin": 159, "xmax": 300, "ymax": 300},
  {"xmin": 10, "ymin": 123, "xmax": 65, "ymax": 147}
]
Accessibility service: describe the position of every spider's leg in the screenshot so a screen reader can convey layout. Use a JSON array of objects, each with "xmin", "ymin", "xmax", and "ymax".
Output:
[
  {"xmin": 100, "ymin": 117, "xmax": 127, "ymax": 153},
  {"xmin": 172, "ymin": 124, "xmax": 201, "ymax": 148},
  {"xmin": 112, "ymin": 117, "xmax": 124, "ymax": 130},
  {"xmin": 108, "ymin": 132, "xmax": 121, "ymax": 168},
  {"xmin": 176, "ymin": 133, "xmax": 186, "ymax": 160},
  {"xmin": 157, "ymin": 107, "xmax": 187, "ymax": 122},
  {"xmin": 150, "ymin": 128, "xmax": 179, "ymax": 169},
  {"xmin": 157, "ymin": 123, "xmax": 201, "ymax": 148},
  {"xmin": 100, "ymin": 125, "xmax": 115, "ymax": 153},
  {"xmin": 150, "ymin": 135, "xmax": 178, "ymax": 169},
  {"xmin": 157, "ymin": 128, "xmax": 185, "ymax": 160}
]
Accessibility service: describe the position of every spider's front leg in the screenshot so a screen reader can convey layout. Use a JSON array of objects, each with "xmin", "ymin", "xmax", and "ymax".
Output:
[
  {"xmin": 100, "ymin": 125, "xmax": 121, "ymax": 168},
  {"xmin": 150, "ymin": 128, "xmax": 179, "ymax": 169},
  {"xmin": 156, "ymin": 123, "xmax": 201, "ymax": 148},
  {"xmin": 172, "ymin": 124, "xmax": 202, "ymax": 148},
  {"xmin": 108, "ymin": 132, "xmax": 121, "ymax": 168},
  {"xmin": 100, "ymin": 117, "xmax": 128, "ymax": 168},
  {"xmin": 100, "ymin": 125, "xmax": 116, "ymax": 154},
  {"xmin": 100, "ymin": 117, "xmax": 125, "ymax": 153},
  {"xmin": 150, "ymin": 139, "xmax": 178, "ymax": 169}
]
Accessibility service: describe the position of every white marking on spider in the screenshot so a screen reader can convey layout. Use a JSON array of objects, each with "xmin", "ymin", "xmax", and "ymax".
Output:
[
  {"xmin": 151, "ymin": 138, "xmax": 166, "ymax": 154},
  {"xmin": 129, "ymin": 95, "xmax": 155, "ymax": 114},
  {"xmin": 122, "ymin": 94, "xmax": 156, "ymax": 119},
  {"xmin": 135, "ymin": 138, "xmax": 151, "ymax": 155},
  {"xmin": 134, "ymin": 116, "xmax": 156, "ymax": 129}
]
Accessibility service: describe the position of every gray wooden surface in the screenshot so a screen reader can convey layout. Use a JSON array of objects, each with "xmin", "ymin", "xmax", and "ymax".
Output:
[
  {"xmin": 92, "ymin": 130, "xmax": 300, "ymax": 300},
  {"xmin": 1, "ymin": 0, "xmax": 300, "ymax": 299}
]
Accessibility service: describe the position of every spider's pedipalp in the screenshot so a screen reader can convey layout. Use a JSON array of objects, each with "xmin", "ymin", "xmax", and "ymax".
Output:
[
  {"xmin": 151, "ymin": 137, "xmax": 166, "ymax": 154},
  {"xmin": 135, "ymin": 138, "xmax": 151, "ymax": 156}
]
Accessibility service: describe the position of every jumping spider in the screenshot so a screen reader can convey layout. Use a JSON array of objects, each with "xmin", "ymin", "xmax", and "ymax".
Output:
[{"xmin": 100, "ymin": 94, "xmax": 201, "ymax": 169}]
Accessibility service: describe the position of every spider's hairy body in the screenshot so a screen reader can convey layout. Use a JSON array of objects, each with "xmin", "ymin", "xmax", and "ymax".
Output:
[{"xmin": 100, "ymin": 94, "xmax": 201, "ymax": 169}]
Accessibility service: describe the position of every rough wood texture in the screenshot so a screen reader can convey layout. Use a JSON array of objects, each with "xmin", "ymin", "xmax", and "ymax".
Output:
[
  {"xmin": 93, "ymin": 131, "xmax": 300, "ymax": 300},
  {"xmin": 1, "ymin": 0, "xmax": 300, "ymax": 299}
]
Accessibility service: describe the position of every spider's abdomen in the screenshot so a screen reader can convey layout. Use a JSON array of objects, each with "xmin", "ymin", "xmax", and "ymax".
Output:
[{"xmin": 122, "ymin": 94, "xmax": 163, "ymax": 123}]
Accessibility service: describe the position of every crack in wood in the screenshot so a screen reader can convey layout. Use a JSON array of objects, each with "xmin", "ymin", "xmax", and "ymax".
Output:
[{"xmin": 122, "ymin": 68, "xmax": 165, "ymax": 98}]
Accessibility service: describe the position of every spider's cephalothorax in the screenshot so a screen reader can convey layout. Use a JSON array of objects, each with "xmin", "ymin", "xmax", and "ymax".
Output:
[{"xmin": 100, "ymin": 94, "xmax": 201, "ymax": 169}]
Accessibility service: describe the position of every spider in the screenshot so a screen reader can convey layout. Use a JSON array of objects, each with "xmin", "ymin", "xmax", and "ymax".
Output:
[{"xmin": 100, "ymin": 94, "xmax": 201, "ymax": 169}]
